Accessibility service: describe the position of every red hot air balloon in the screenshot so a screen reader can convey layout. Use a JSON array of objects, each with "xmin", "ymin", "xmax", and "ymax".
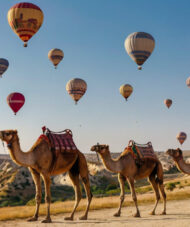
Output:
[
  {"xmin": 176, "ymin": 132, "xmax": 187, "ymax": 145},
  {"xmin": 7, "ymin": 92, "xmax": 25, "ymax": 115}
]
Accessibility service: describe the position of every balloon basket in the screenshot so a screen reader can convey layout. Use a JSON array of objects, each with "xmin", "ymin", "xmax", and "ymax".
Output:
[
  {"xmin": 138, "ymin": 66, "xmax": 142, "ymax": 70},
  {"xmin": 23, "ymin": 42, "xmax": 28, "ymax": 47}
]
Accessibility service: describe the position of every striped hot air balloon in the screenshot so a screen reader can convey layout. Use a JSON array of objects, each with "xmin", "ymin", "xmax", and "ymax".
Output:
[
  {"xmin": 7, "ymin": 2, "xmax": 44, "ymax": 47},
  {"xmin": 66, "ymin": 78, "xmax": 87, "ymax": 104},
  {"xmin": 164, "ymin": 99, "xmax": 172, "ymax": 109},
  {"xmin": 176, "ymin": 132, "xmax": 187, "ymax": 145},
  {"xmin": 48, "ymin": 49, "xmax": 64, "ymax": 69},
  {"xmin": 7, "ymin": 92, "xmax": 25, "ymax": 115},
  {"xmin": 119, "ymin": 84, "xmax": 133, "ymax": 101},
  {"xmin": 0, "ymin": 59, "xmax": 9, "ymax": 78},
  {"xmin": 124, "ymin": 32, "xmax": 155, "ymax": 70}
]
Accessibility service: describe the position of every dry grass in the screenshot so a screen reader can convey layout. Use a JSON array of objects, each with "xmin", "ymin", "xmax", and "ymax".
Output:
[{"xmin": 1, "ymin": 184, "xmax": 190, "ymax": 221}]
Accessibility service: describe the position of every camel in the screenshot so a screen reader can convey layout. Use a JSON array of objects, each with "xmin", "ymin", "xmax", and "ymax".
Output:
[
  {"xmin": 166, "ymin": 148, "xmax": 190, "ymax": 174},
  {"xmin": 0, "ymin": 130, "xmax": 92, "ymax": 223},
  {"xmin": 91, "ymin": 144, "xmax": 166, "ymax": 217}
]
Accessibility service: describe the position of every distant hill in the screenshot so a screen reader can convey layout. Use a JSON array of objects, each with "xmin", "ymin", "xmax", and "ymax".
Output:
[{"xmin": 0, "ymin": 150, "xmax": 189, "ymax": 207}]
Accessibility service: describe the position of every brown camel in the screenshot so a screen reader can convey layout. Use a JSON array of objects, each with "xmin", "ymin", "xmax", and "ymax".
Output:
[
  {"xmin": 166, "ymin": 148, "xmax": 190, "ymax": 174},
  {"xmin": 91, "ymin": 144, "xmax": 166, "ymax": 217},
  {"xmin": 0, "ymin": 130, "xmax": 92, "ymax": 223}
]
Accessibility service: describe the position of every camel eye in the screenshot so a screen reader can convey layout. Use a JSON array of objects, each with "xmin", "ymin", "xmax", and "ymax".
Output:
[{"xmin": 5, "ymin": 132, "xmax": 11, "ymax": 136}]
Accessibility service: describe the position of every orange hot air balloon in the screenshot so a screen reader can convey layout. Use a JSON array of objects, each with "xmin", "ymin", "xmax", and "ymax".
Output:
[
  {"xmin": 48, "ymin": 49, "xmax": 64, "ymax": 69},
  {"xmin": 164, "ymin": 99, "xmax": 172, "ymax": 108},
  {"xmin": 119, "ymin": 84, "xmax": 133, "ymax": 101},
  {"xmin": 186, "ymin": 77, "xmax": 190, "ymax": 88},
  {"xmin": 176, "ymin": 132, "xmax": 187, "ymax": 145},
  {"xmin": 7, "ymin": 2, "xmax": 44, "ymax": 47}
]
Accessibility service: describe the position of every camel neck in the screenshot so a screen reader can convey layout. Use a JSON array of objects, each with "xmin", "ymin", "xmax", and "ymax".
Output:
[
  {"xmin": 175, "ymin": 158, "xmax": 190, "ymax": 174},
  {"xmin": 8, "ymin": 137, "xmax": 34, "ymax": 167},
  {"xmin": 99, "ymin": 151, "xmax": 122, "ymax": 173}
]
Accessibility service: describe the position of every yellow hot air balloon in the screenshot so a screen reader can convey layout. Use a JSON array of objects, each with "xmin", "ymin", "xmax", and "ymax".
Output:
[
  {"xmin": 119, "ymin": 84, "xmax": 133, "ymax": 101},
  {"xmin": 48, "ymin": 49, "xmax": 64, "ymax": 69},
  {"xmin": 66, "ymin": 78, "xmax": 87, "ymax": 104},
  {"xmin": 124, "ymin": 32, "xmax": 155, "ymax": 70},
  {"xmin": 164, "ymin": 99, "xmax": 172, "ymax": 109},
  {"xmin": 7, "ymin": 2, "xmax": 44, "ymax": 47},
  {"xmin": 176, "ymin": 132, "xmax": 187, "ymax": 145}
]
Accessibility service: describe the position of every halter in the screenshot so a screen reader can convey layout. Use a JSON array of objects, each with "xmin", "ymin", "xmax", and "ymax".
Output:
[{"xmin": 95, "ymin": 143, "xmax": 100, "ymax": 163}]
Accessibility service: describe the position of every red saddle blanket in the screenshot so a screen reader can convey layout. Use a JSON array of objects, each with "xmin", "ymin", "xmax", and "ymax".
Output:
[
  {"xmin": 42, "ymin": 127, "xmax": 78, "ymax": 153},
  {"xmin": 125, "ymin": 140, "xmax": 158, "ymax": 161}
]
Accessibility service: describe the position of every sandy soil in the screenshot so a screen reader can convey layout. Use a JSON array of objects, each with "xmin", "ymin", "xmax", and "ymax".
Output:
[{"xmin": 1, "ymin": 199, "xmax": 190, "ymax": 227}]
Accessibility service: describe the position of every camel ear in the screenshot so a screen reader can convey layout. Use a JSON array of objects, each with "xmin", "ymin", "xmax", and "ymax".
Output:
[
  {"xmin": 13, "ymin": 130, "xmax": 17, "ymax": 134},
  {"xmin": 177, "ymin": 148, "xmax": 182, "ymax": 155},
  {"xmin": 106, "ymin": 145, "xmax": 109, "ymax": 149}
]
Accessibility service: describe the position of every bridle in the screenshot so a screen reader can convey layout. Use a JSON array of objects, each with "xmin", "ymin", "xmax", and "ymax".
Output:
[{"xmin": 95, "ymin": 143, "xmax": 100, "ymax": 163}]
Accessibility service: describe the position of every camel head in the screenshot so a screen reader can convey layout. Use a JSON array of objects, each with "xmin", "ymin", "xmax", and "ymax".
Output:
[
  {"xmin": 90, "ymin": 144, "xmax": 109, "ymax": 155},
  {"xmin": 166, "ymin": 148, "xmax": 183, "ymax": 161},
  {"xmin": 0, "ymin": 130, "xmax": 18, "ymax": 144}
]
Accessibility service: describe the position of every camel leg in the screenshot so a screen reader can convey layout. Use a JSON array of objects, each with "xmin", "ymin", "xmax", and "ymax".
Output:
[
  {"xmin": 64, "ymin": 171, "xmax": 81, "ymax": 221},
  {"xmin": 148, "ymin": 174, "xmax": 160, "ymax": 215},
  {"xmin": 156, "ymin": 162, "xmax": 167, "ymax": 215},
  {"xmin": 127, "ymin": 178, "xmax": 140, "ymax": 217},
  {"xmin": 27, "ymin": 168, "xmax": 41, "ymax": 222},
  {"xmin": 79, "ymin": 175, "xmax": 93, "ymax": 220},
  {"xmin": 158, "ymin": 182, "xmax": 167, "ymax": 215},
  {"xmin": 113, "ymin": 173, "xmax": 126, "ymax": 217},
  {"xmin": 41, "ymin": 174, "xmax": 52, "ymax": 223}
]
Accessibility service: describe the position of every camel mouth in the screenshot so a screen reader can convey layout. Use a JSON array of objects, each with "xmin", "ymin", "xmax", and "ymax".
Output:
[{"xmin": 166, "ymin": 149, "xmax": 172, "ymax": 156}]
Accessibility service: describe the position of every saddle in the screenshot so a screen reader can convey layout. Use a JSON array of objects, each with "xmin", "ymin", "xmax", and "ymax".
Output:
[
  {"xmin": 125, "ymin": 140, "xmax": 158, "ymax": 167},
  {"xmin": 42, "ymin": 126, "xmax": 78, "ymax": 157}
]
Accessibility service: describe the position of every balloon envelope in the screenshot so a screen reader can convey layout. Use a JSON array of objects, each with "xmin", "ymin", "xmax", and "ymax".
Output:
[
  {"xmin": 48, "ymin": 49, "xmax": 64, "ymax": 68},
  {"xmin": 7, "ymin": 2, "xmax": 44, "ymax": 47},
  {"xmin": 164, "ymin": 99, "xmax": 172, "ymax": 108},
  {"xmin": 0, "ymin": 59, "xmax": 9, "ymax": 77},
  {"xmin": 66, "ymin": 78, "xmax": 87, "ymax": 104},
  {"xmin": 124, "ymin": 32, "xmax": 155, "ymax": 70},
  {"xmin": 186, "ymin": 77, "xmax": 190, "ymax": 88},
  {"xmin": 119, "ymin": 84, "xmax": 133, "ymax": 100},
  {"xmin": 176, "ymin": 132, "xmax": 187, "ymax": 145},
  {"xmin": 7, "ymin": 92, "xmax": 25, "ymax": 115}
]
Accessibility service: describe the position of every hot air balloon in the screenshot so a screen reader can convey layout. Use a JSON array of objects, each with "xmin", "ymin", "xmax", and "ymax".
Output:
[
  {"xmin": 7, "ymin": 2, "xmax": 44, "ymax": 47},
  {"xmin": 119, "ymin": 84, "xmax": 133, "ymax": 101},
  {"xmin": 7, "ymin": 92, "xmax": 25, "ymax": 115},
  {"xmin": 164, "ymin": 99, "xmax": 172, "ymax": 109},
  {"xmin": 66, "ymin": 78, "xmax": 87, "ymax": 104},
  {"xmin": 48, "ymin": 49, "xmax": 64, "ymax": 69},
  {"xmin": 0, "ymin": 59, "xmax": 9, "ymax": 78},
  {"xmin": 124, "ymin": 32, "xmax": 155, "ymax": 70},
  {"xmin": 186, "ymin": 77, "xmax": 190, "ymax": 88},
  {"xmin": 176, "ymin": 132, "xmax": 187, "ymax": 145}
]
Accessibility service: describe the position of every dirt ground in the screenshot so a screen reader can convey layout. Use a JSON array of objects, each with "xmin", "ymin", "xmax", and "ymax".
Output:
[{"xmin": 1, "ymin": 199, "xmax": 190, "ymax": 227}]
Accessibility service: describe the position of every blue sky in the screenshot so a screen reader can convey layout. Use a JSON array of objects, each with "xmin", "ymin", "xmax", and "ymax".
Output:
[{"xmin": 0, "ymin": 0, "xmax": 190, "ymax": 154}]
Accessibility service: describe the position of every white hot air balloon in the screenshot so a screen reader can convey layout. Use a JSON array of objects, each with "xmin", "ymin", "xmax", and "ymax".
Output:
[
  {"xmin": 66, "ymin": 78, "xmax": 87, "ymax": 104},
  {"xmin": 124, "ymin": 32, "xmax": 155, "ymax": 70}
]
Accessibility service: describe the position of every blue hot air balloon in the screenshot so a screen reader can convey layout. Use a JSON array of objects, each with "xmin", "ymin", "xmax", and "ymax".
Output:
[{"xmin": 0, "ymin": 58, "xmax": 9, "ymax": 78}]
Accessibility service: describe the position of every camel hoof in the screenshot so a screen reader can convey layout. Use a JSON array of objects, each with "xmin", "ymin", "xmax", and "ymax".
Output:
[
  {"xmin": 64, "ymin": 216, "xmax": 73, "ymax": 221},
  {"xmin": 149, "ymin": 211, "xmax": 155, "ymax": 215},
  {"xmin": 160, "ymin": 211, "xmax": 166, "ymax": 215},
  {"xmin": 113, "ymin": 212, "xmax": 120, "ymax": 217},
  {"xmin": 79, "ymin": 215, "xmax": 87, "ymax": 220},
  {"xmin": 41, "ymin": 218, "xmax": 52, "ymax": 223},
  {"xmin": 27, "ymin": 217, "xmax": 38, "ymax": 222},
  {"xmin": 133, "ymin": 212, "xmax": 141, "ymax": 218}
]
